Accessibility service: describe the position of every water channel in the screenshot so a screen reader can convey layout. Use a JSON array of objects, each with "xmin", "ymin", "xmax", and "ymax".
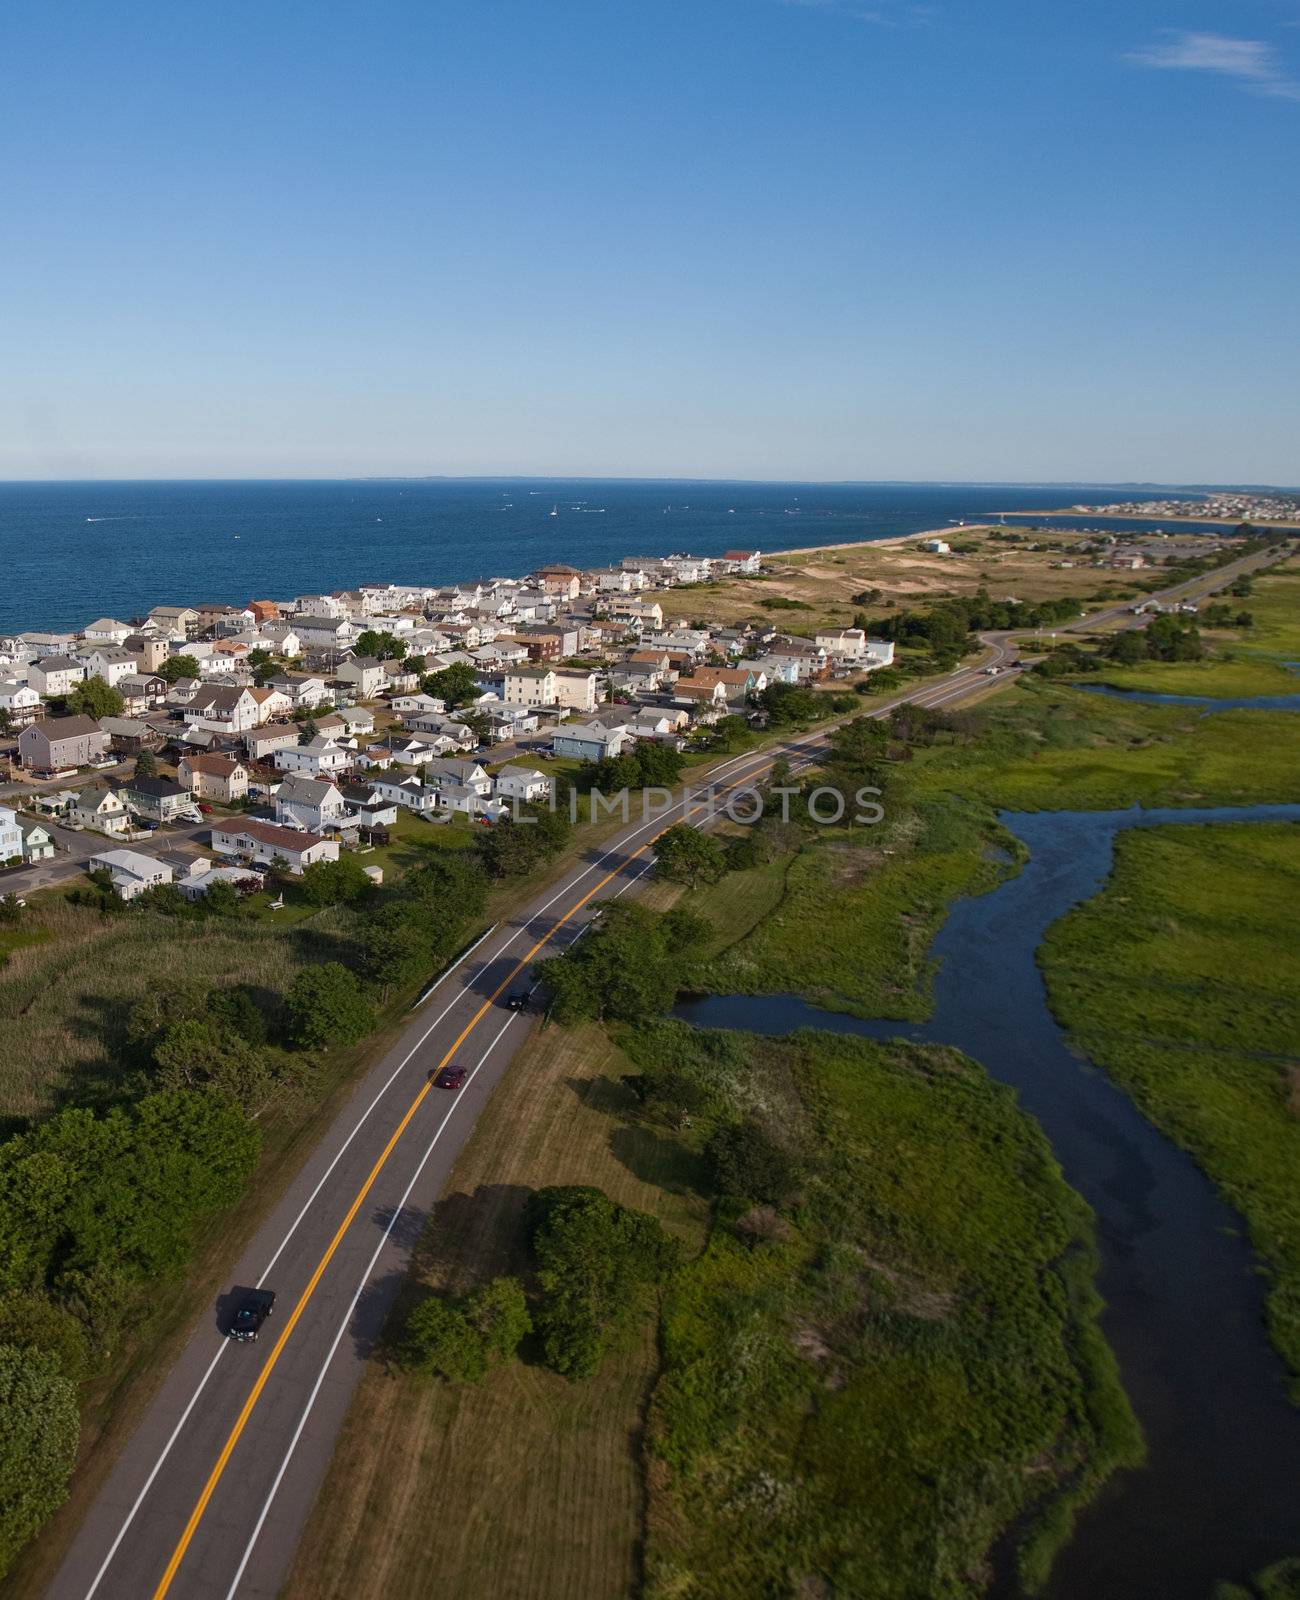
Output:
[{"xmin": 676, "ymin": 802, "xmax": 1300, "ymax": 1598}]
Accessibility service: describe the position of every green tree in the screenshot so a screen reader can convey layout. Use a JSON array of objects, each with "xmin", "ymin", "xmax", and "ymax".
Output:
[
  {"xmin": 286, "ymin": 963, "xmax": 373, "ymax": 1049},
  {"xmin": 758, "ymin": 681, "xmax": 820, "ymax": 725},
  {"xmin": 537, "ymin": 903, "xmax": 710, "ymax": 1024},
  {"xmin": 395, "ymin": 1296, "xmax": 487, "ymax": 1383},
  {"xmin": 299, "ymin": 853, "xmax": 372, "ymax": 907},
  {"xmin": 530, "ymin": 1187, "xmax": 678, "ymax": 1379},
  {"xmin": 466, "ymin": 1277, "xmax": 532, "ymax": 1362},
  {"xmin": 705, "ymin": 1120, "xmax": 797, "ymax": 1205},
  {"xmin": 0, "ymin": 1345, "xmax": 80, "ymax": 1578},
  {"xmin": 0, "ymin": 1292, "xmax": 90, "ymax": 1383},
  {"xmin": 297, "ymin": 717, "xmax": 319, "ymax": 745},
  {"xmin": 246, "ymin": 648, "xmax": 277, "ymax": 685},
  {"xmin": 156, "ymin": 654, "xmax": 200, "ymax": 684},
  {"xmin": 421, "ymin": 662, "xmax": 480, "ymax": 710},
  {"xmin": 66, "ymin": 675, "xmax": 124, "ymax": 719},
  {"xmin": 362, "ymin": 910, "xmax": 431, "ymax": 998},
  {"xmin": 354, "ymin": 629, "xmax": 407, "ymax": 662},
  {"xmin": 133, "ymin": 747, "xmax": 158, "ymax": 779},
  {"xmin": 653, "ymin": 824, "xmax": 726, "ymax": 888}
]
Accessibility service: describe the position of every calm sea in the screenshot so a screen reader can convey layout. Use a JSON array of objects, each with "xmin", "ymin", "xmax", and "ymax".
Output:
[{"xmin": 0, "ymin": 479, "xmax": 1235, "ymax": 635}]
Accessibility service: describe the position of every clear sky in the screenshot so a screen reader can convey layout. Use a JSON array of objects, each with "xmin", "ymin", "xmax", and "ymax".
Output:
[{"xmin": 2, "ymin": 0, "xmax": 1297, "ymax": 483}]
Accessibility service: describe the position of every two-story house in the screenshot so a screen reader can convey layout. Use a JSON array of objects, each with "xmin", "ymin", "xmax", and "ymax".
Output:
[{"xmin": 274, "ymin": 775, "xmax": 349, "ymax": 834}]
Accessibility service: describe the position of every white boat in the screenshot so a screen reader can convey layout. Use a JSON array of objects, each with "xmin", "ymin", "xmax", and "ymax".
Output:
[{"xmin": 550, "ymin": 505, "xmax": 558, "ymax": 517}]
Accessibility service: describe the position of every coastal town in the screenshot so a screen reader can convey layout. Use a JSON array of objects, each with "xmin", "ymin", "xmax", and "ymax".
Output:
[
  {"xmin": 0, "ymin": 546, "xmax": 897, "ymax": 900},
  {"xmin": 1050, "ymin": 490, "xmax": 1300, "ymax": 526}
]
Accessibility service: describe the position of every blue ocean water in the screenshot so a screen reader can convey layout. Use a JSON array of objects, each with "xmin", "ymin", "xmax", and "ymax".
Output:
[{"xmin": 0, "ymin": 478, "xmax": 1235, "ymax": 635}]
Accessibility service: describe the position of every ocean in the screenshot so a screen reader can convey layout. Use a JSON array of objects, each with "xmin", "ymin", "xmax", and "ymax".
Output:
[{"xmin": 0, "ymin": 478, "xmax": 1237, "ymax": 635}]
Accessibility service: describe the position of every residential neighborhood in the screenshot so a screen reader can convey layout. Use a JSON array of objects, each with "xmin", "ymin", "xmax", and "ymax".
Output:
[{"xmin": 0, "ymin": 544, "xmax": 898, "ymax": 892}]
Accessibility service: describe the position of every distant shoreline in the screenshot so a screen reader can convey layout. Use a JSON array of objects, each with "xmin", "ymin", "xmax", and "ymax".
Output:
[{"xmin": 998, "ymin": 509, "xmax": 1300, "ymax": 531}]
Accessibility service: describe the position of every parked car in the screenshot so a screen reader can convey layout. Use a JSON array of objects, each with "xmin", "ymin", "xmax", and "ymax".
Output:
[
  {"xmin": 433, "ymin": 1065, "xmax": 467, "ymax": 1091},
  {"xmin": 227, "ymin": 1288, "xmax": 276, "ymax": 1342},
  {"xmin": 198, "ymin": 802, "xmax": 213, "ymax": 814}
]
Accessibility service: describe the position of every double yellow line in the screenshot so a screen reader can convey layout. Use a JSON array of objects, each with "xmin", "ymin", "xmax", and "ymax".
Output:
[{"xmin": 150, "ymin": 822, "xmax": 676, "ymax": 1595}]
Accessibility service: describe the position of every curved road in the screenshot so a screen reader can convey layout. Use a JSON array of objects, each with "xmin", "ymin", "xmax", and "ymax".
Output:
[{"xmin": 46, "ymin": 544, "xmax": 1287, "ymax": 1600}]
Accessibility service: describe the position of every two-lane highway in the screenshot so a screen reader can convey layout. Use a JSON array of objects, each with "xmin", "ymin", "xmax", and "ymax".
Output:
[{"xmin": 45, "ymin": 542, "xmax": 1288, "ymax": 1599}]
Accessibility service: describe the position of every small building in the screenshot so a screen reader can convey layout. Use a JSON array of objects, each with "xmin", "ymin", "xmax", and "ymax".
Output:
[
  {"xmin": 28, "ymin": 655, "xmax": 87, "ymax": 699},
  {"xmin": 210, "ymin": 819, "xmax": 340, "ymax": 874},
  {"xmin": 99, "ymin": 716, "xmax": 162, "ymax": 755},
  {"xmin": 175, "ymin": 862, "xmax": 265, "ymax": 901},
  {"xmin": 275, "ymin": 775, "xmax": 349, "ymax": 834},
  {"xmin": 0, "ymin": 681, "xmax": 41, "ymax": 726},
  {"xmin": 551, "ymin": 722, "xmax": 634, "ymax": 762},
  {"xmin": 88, "ymin": 848, "xmax": 174, "ymax": 900},
  {"xmin": 493, "ymin": 764, "xmax": 552, "ymax": 804},
  {"xmin": 81, "ymin": 618, "xmax": 134, "ymax": 645},
  {"xmin": 178, "ymin": 752, "xmax": 250, "ymax": 804},
  {"xmin": 0, "ymin": 806, "xmax": 22, "ymax": 864},
  {"xmin": 122, "ymin": 776, "xmax": 194, "ymax": 824},
  {"xmin": 19, "ymin": 715, "xmax": 110, "ymax": 772},
  {"xmin": 20, "ymin": 822, "xmax": 55, "ymax": 862},
  {"xmin": 274, "ymin": 736, "xmax": 351, "ymax": 780}
]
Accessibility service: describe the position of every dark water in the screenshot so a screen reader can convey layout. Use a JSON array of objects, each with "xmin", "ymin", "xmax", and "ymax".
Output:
[
  {"xmin": 0, "ymin": 479, "xmax": 1230, "ymax": 634},
  {"xmin": 1074, "ymin": 683, "xmax": 1300, "ymax": 714},
  {"xmin": 678, "ymin": 803, "xmax": 1300, "ymax": 1599}
]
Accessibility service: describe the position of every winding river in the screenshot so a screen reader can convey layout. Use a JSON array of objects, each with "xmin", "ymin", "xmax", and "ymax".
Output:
[{"xmin": 677, "ymin": 802, "xmax": 1300, "ymax": 1599}]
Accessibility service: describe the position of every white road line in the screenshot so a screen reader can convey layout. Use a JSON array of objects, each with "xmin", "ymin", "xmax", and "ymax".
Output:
[{"xmin": 219, "ymin": 1015, "xmax": 519, "ymax": 1600}]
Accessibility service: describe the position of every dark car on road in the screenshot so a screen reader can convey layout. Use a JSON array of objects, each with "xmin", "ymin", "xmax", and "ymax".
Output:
[
  {"xmin": 228, "ymin": 1288, "xmax": 276, "ymax": 1342},
  {"xmin": 505, "ymin": 990, "xmax": 529, "ymax": 1011},
  {"xmin": 433, "ymin": 1065, "xmax": 467, "ymax": 1091}
]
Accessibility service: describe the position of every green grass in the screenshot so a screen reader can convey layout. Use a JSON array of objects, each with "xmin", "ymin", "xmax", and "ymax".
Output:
[
  {"xmin": 1040, "ymin": 823, "xmax": 1300, "ymax": 1389},
  {"xmin": 625, "ymin": 1021, "xmax": 1142, "ymax": 1599},
  {"xmin": 697, "ymin": 794, "xmax": 1019, "ymax": 1018},
  {"xmin": 1088, "ymin": 655, "xmax": 1300, "ymax": 697}
]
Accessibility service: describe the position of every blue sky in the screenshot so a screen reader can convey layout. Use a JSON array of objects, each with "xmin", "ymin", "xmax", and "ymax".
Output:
[{"xmin": 2, "ymin": 0, "xmax": 1297, "ymax": 483}]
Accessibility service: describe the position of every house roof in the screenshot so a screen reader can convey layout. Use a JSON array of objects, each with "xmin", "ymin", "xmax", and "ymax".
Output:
[
  {"xmin": 35, "ymin": 655, "xmax": 83, "ymax": 673},
  {"xmin": 216, "ymin": 819, "xmax": 328, "ymax": 852},
  {"xmin": 83, "ymin": 618, "xmax": 130, "ymax": 633},
  {"xmin": 182, "ymin": 753, "xmax": 245, "ymax": 776},
  {"xmin": 29, "ymin": 714, "xmax": 103, "ymax": 740},
  {"xmin": 125, "ymin": 776, "xmax": 188, "ymax": 799},
  {"xmin": 277, "ymin": 774, "xmax": 342, "ymax": 803}
]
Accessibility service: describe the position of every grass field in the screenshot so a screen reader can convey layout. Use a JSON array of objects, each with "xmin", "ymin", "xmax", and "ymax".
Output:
[
  {"xmin": 282, "ymin": 1022, "xmax": 710, "ymax": 1600},
  {"xmin": 1088, "ymin": 655, "xmax": 1300, "ymax": 697},
  {"xmin": 1040, "ymin": 823, "xmax": 1300, "ymax": 1387},
  {"xmin": 283, "ymin": 1013, "xmax": 1140, "ymax": 1600},
  {"xmin": 624, "ymin": 1022, "xmax": 1140, "ymax": 1599}
]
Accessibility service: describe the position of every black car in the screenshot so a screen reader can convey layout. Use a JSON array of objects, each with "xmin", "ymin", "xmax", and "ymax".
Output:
[
  {"xmin": 434, "ymin": 1065, "xmax": 467, "ymax": 1091},
  {"xmin": 505, "ymin": 990, "xmax": 529, "ymax": 1011},
  {"xmin": 228, "ymin": 1288, "xmax": 276, "ymax": 1342}
]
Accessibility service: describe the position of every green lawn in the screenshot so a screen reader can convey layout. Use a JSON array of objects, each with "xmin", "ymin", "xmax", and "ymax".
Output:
[
  {"xmin": 1088, "ymin": 655, "xmax": 1300, "ymax": 698},
  {"xmin": 1040, "ymin": 823, "xmax": 1300, "ymax": 1388},
  {"xmin": 627, "ymin": 1021, "xmax": 1141, "ymax": 1598}
]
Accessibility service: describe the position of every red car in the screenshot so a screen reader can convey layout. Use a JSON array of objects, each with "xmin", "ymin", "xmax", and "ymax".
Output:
[
  {"xmin": 433, "ymin": 1066, "xmax": 467, "ymax": 1092},
  {"xmin": 198, "ymin": 803, "xmax": 213, "ymax": 814}
]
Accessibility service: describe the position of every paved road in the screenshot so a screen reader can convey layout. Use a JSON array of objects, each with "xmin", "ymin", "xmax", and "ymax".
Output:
[{"xmin": 44, "ymin": 542, "xmax": 1288, "ymax": 1600}]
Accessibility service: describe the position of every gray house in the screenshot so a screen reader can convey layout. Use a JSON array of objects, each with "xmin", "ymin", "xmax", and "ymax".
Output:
[{"xmin": 18, "ymin": 715, "xmax": 109, "ymax": 771}]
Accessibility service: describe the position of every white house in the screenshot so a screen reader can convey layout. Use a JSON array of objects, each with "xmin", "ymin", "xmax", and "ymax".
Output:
[
  {"xmin": 922, "ymin": 538, "xmax": 951, "ymax": 554},
  {"xmin": 29, "ymin": 656, "xmax": 87, "ymax": 699},
  {"xmin": 333, "ymin": 657, "xmax": 386, "ymax": 698},
  {"xmin": 267, "ymin": 675, "xmax": 331, "ymax": 710},
  {"xmin": 0, "ymin": 681, "xmax": 41, "ymax": 726},
  {"xmin": 294, "ymin": 615, "xmax": 357, "ymax": 651},
  {"xmin": 493, "ymin": 765, "xmax": 552, "ymax": 805},
  {"xmin": 259, "ymin": 622, "xmax": 302, "ymax": 657},
  {"xmin": 0, "ymin": 807, "xmax": 23, "ymax": 864},
  {"xmin": 20, "ymin": 822, "xmax": 55, "ymax": 862},
  {"xmin": 274, "ymin": 736, "xmax": 351, "ymax": 779},
  {"xmin": 210, "ymin": 819, "xmax": 340, "ymax": 874},
  {"xmin": 72, "ymin": 786, "xmax": 131, "ymax": 835},
  {"xmin": 275, "ymin": 775, "xmax": 349, "ymax": 834},
  {"xmin": 367, "ymin": 774, "xmax": 439, "ymax": 815},
  {"xmin": 552, "ymin": 670, "xmax": 601, "ymax": 715},
  {"xmin": 390, "ymin": 692, "xmax": 446, "ymax": 716},
  {"xmin": 88, "ymin": 848, "xmax": 173, "ymax": 900},
  {"xmin": 503, "ymin": 666, "xmax": 557, "ymax": 707},
  {"xmin": 183, "ymin": 684, "xmax": 262, "ymax": 734},
  {"xmin": 81, "ymin": 618, "xmax": 134, "ymax": 645},
  {"xmin": 78, "ymin": 647, "xmax": 139, "ymax": 687}
]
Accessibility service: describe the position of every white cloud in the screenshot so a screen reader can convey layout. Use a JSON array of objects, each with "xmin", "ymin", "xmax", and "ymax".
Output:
[{"xmin": 1127, "ymin": 31, "xmax": 1300, "ymax": 100}]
